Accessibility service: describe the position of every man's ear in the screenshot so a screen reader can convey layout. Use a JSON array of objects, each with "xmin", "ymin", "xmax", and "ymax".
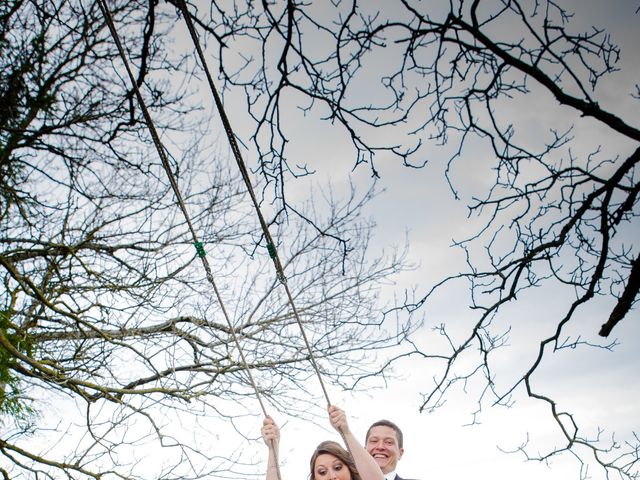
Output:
[{"xmin": 398, "ymin": 448, "xmax": 404, "ymax": 460}]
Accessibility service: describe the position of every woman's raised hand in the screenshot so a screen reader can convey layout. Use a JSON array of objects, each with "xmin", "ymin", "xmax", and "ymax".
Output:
[
  {"xmin": 328, "ymin": 405, "xmax": 351, "ymax": 435},
  {"xmin": 261, "ymin": 416, "xmax": 280, "ymax": 449}
]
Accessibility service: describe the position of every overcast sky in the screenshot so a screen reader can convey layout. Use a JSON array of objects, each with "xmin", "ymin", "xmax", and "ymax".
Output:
[
  {"xmin": 210, "ymin": 1, "xmax": 640, "ymax": 480},
  {"xmin": 53, "ymin": 1, "xmax": 637, "ymax": 478},
  {"xmin": 1, "ymin": 2, "xmax": 637, "ymax": 479}
]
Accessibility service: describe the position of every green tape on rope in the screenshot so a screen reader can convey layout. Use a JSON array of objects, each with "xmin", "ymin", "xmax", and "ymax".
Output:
[
  {"xmin": 266, "ymin": 242, "xmax": 277, "ymax": 259},
  {"xmin": 194, "ymin": 242, "xmax": 206, "ymax": 258}
]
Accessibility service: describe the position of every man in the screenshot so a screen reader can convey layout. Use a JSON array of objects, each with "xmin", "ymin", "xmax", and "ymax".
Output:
[{"xmin": 365, "ymin": 419, "xmax": 416, "ymax": 480}]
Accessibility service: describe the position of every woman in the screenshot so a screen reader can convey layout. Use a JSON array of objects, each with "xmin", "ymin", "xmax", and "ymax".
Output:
[{"xmin": 261, "ymin": 405, "xmax": 384, "ymax": 480}]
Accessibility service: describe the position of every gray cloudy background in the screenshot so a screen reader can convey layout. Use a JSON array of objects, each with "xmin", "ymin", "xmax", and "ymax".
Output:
[
  {"xmin": 211, "ymin": 1, "xmax": 640, "ymax": 479},
  {"xmin": 1, "ymin": 0, "xmax": 636, "ymax": 478}
]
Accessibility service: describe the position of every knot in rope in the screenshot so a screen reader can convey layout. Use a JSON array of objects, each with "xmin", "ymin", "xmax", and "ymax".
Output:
[{"xmin": 194, "ymin": 242, "xmax": 206, "ymax": 258}]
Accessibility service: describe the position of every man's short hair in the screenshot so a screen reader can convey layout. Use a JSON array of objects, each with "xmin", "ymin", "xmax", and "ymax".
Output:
[{"xmin": 366, "ymin": 419, "xmax": 404, "ymax": 449}]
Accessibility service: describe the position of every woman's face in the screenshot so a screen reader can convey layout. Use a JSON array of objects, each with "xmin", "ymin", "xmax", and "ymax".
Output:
[{"xmin": 313, "ymin": 453, "xmax": 352, "ymax": 480}]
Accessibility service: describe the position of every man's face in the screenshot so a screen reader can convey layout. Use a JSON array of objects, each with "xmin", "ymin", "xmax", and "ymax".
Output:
[{"xmin": 366, "ymin": 425, "xmax": 404, "ymax": 474}]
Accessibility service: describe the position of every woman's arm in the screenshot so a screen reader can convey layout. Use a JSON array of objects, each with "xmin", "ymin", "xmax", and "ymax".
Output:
[
  {"xmin": 328, "ymin": 405, "xmax": 384, "ymax": 480},
  {"xmin": 261, "ymin": 416, "xmax": 281, "ymax": 480}
]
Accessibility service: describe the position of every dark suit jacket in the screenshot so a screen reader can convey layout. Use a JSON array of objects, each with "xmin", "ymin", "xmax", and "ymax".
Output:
[{"xmin": 394, "ymin": 475, "xmax": 419, "ymax": 480}]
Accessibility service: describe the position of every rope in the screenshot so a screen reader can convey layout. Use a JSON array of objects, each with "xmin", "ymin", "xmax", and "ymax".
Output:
[
  {"xmin": 99, "ymin": 0, "xmax": 351, "ymax": 473},
  {"xmin": 173, "ymin": 1, "xmax": 360, "ymax": 462},
  {"xmin": 95, "ymin": 3, "xmax": 282, "ymax": 475},
  {"xmin": 174, "ymin": 0, "xmax": 333, "ymax": 408}
]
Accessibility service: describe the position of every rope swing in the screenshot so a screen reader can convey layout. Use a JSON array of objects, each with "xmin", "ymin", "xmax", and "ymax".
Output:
[
  {"xmin": 96, "ymin": 0, "xmax": 286, "ymax": 477},
  {"xmin": 173, "ymin": 0, "xmax": 334, "ymax": 407},
  {"xmin": 96, "ymin": 0, "xmax": 350, "ymax": 476}
]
